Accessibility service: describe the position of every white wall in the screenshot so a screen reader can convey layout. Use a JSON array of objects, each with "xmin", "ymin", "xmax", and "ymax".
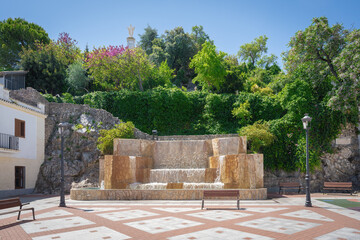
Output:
[
  {"xmin": 0, "ymin": 101, "xmax": 46, "ymax": 193},
  {"xmin": 0, "ymin": 104, "xmax": 37, "ymax": 159}
]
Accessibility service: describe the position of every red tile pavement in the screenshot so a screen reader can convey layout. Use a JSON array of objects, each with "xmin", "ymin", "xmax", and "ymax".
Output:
[{"xmin": 0, "ymin": 194, "xmax": 359, "ymax": 240}]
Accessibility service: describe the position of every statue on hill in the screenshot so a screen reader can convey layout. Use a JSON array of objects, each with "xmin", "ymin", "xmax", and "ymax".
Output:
[{"xmin": 128, "ymin": 24, "xmax": 135, "ymax": 38}]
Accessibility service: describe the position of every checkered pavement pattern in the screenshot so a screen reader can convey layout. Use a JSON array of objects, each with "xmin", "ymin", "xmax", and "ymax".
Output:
[{"xmin": 0, "ymin": 198, "xmax": 359, "ymax": 239}]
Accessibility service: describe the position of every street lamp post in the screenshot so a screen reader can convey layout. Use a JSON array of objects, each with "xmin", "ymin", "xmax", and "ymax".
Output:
[
  {"xmin": 58, "ymin": 122, "xmax": 70, "ymax": 207},
  {"xmin": 152, "ymin": 130, "xmax": 158, "ymax": 140},
  {"xmin": 301, "ymin": 114, "xmax": 312, "ymax": 207}
]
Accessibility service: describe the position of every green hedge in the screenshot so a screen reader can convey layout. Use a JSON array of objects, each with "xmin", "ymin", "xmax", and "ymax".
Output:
[{"xmin": 45, "ymin": 88, "xmax": 283, "ymax": 136}]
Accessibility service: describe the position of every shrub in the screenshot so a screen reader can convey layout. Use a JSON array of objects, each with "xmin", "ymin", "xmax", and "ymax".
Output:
[
  {"xmin": 239, "ymin": 121, "xmax": 275, "ymax": 153},
  {"xmin": 97, "ymin": 121, "xmax": 135, "ymax": 155}
]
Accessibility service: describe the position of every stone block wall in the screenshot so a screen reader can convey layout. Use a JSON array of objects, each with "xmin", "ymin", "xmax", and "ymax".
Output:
[
  {"xmin": 105, "ymin": 136, "xmax": 262, "ymax": 190},
  {"xmin": 209, "ymin": 154, "xmax": 263, "ymax": 189},
  {"xmin": 104, "ymin": 155, "xmax": 152, "ymax": 189}
]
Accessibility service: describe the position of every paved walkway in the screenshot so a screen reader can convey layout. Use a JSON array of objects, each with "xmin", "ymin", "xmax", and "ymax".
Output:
[{"xmin": 0, "ymin": 193, "xmax": 359, "ymax": 239}]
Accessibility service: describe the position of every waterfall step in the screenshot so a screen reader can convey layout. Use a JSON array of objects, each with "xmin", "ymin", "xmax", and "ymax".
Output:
[{"xmin": 149, "ymin": 169, "xmax": 207, "ymax": 183}]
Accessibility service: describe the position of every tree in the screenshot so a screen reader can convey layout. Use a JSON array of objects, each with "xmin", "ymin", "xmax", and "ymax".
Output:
[
  {"xmin": 20, "ymin": 33, "xmax": 80, "ymax": 94},
  {"xmin": 138, "ymin": 25, "xmax": 158, "ymax": 55},
  {"xmin": 65, "ymin": 60, "xmax": 89, "ymax": 95},
  {"xmin": 219, "ymin": 56, "xmax": 248, "ymax": 93},
  {"xmin": 56, "ymin": 32, "xmax": 81, "ymax": 65},
  {"xmin": 0, "ymin": 18, "xmax": 50, "ymax": 70},
  {"xmin": 163, "ymin": 27, "xmax": 197, "ymax": 86},
  {"xmin": 149, "ymin": 38, "xmax": 168, "ymax": 66},
  {"xmin": 190, "ymin": 41, "xmax": 227, "ymax": 91},
  {"xmin": 86, "ymin": 46, "xmax": 153, "ymax": 91},
  {"xmin": 145, "ymin": 60, "xmax": 174, "ymax": 89},
  {"xmin": 238, "ymin": 35, "xmax": 268, "ymax": 66},
  {"xmin": 119, "ymin": 48, "xmax": 153, "ymax": 91},
  {"xmin": 285, "ymin": 16, "xmax": 359, "ymax": 112},
  {"xmin": 191, "ymin": 25, "xmax": 213, "ymax": 51},
  {"xmin": 20, "ymin": 42, "xmax": 68, "ymax": 94}
]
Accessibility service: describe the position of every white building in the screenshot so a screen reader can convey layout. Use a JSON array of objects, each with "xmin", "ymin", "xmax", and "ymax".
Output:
[{"xmin": 0, "ymin": 79, "xmax": 46, "ymax": 198}]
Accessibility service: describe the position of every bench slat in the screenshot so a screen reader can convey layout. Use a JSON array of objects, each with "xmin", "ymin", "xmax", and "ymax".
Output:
[
  {"xmin": 323, "ymin": 182, "xmax": 353, "ymax": 195},
  {"xmin": 0, "ymin": 198, "xmax": 21, "ymax": 210},
  {"xmin": 0, "ymin": 197, "xmax": 35, "ymax": 220},
  {"xmin": 202, "ymin": 190, "xmax": 240, "ymax": 210},
  {"xmin": 279, "ymin": 182, "xmax": 302, "ymax": 194},
  {"xmin": 324, "ymin": 182, "xmax": 352, "ymax": 187},
  {"xmin": 203, "ymin": 190, "xmax": 239, "ymax": 197}
]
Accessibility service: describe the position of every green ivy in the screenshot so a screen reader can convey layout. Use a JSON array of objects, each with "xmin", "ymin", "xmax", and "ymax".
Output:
[{"xmin": 43, "ymin": 86, "xmax": 355, "ymax": 172}]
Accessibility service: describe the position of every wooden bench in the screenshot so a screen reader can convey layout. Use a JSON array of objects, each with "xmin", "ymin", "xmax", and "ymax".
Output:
[
  {"xmin": 323, "ymin": 182, "xmax": 353, "ymax": 195},
  {"xmin": 201, "ymin": 190, "xmax": 240, "ymax": 210},
  {"xmin": 279, "ymin": 182, "xmax": 302, "ymax": 194},
  {"xmin": 0, "ymin": 197, "xmax": 35, "ymax": 220}
]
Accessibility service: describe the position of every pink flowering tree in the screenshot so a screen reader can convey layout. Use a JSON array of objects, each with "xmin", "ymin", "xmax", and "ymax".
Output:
[{"xmin": 86, "ymin": 46, "xmax": 153, "ymax": 91}]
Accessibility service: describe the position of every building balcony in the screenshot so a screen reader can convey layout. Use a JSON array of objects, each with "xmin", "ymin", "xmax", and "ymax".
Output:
[{"xmin": 0, "ymin": 133, "xmax": 19, "ymax": 152}]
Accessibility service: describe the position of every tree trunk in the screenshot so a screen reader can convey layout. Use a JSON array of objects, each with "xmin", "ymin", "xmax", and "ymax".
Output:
[{"xmin": 137, "ymin": 69, "xmax": 144, "ymax": 91}]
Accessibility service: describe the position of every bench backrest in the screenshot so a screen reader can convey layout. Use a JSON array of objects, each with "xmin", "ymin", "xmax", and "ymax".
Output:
[
  {"xmin": 279, "ymin": 182, "xmax": 300, "ymax": 187},
  {"xmin": 0, "ymin": 197, "xmax": 21, "ymax": 210},
  {"xmin": 203, "ymin": 190, "xmax": 239, "ymax": 197},
  {"xmin": 324, "ymin": 182, "xmax": 352, "ymax": 188}
]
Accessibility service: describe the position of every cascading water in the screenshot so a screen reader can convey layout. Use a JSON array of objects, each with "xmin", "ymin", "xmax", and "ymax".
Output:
[
  {"xmin": 149, "ymin": 169, "xmax": 206, "ymax": 183},
  {"xmin": 215, "ymin": 155, "xmax": 225, "ymax": 183},
  {"xmin": 129, "ymin": 156, "xmax": 136, "ymax": 182}
]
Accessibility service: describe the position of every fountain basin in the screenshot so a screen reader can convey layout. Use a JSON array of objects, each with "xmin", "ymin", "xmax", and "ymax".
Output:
[
  {"xmin": 70, "ymin": 188, "xmax": 267, "ymax": 200},
  {"xmin": 71, "ymin": 136, "xmax": 268, "ymax": 201}
]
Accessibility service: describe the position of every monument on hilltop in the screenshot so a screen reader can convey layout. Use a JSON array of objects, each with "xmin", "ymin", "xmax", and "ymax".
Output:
[{"xmin": 127, "ymin": 24, "xmax": 135, "ymax": 49}]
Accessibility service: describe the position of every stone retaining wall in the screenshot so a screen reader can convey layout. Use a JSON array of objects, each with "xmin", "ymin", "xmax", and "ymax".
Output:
[{"xmin": 70, "ymin": 188, "xmax": 267, "ymax": 200}]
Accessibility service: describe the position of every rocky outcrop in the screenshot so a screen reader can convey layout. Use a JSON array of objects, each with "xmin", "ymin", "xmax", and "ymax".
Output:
[
  {"xmin": 10, "ymin": 87, "xmax": 122, "ymax": 194},
  {"xmin": 321, "ymin": 124, "xmax": 360, "ymax": 186},
  {"xmin": 35, "ymin": 103, "xmax": 120, "ymax": 194}
]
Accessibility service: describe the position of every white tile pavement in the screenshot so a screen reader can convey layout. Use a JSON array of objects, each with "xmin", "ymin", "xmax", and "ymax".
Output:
[
  {"xmin": 33, "ymin": 209, "xmax": 73, "ymax": 219},
  {"xmin": 187, "ymin": 210, "xmax": 252, "ymax": 222},
  {"xmin": 125, "ymin": 216, "xmax": 203, "ymax": 234},
  {"xmin": 236, "ymin": 217, "xmax": 321, "ymax": 235},
  {"xmin": 96, "ymin": 209, "xmax": 159, "ymax": 221},
  {"xmin": 314, "ymin": 227, "xmax": 360, "ymax": 240},
  {"xmin": 168, "ymin": 227, "xmax": 274, "ymax": 240},
  {"xmin": 32, "ymin": 226, "xmax": 131, "ymax": 240},
  {"xmin": 152, "ymin": 207, "xmax": 198, "ymax": 213},
  {"xmin": 281, "ymin": 209, "xmax": 334, "ymax": 222},
  {"xmin": 76, "ymin": 207, "xmax": 128, "ymax": 213},
  {"xmin": 243, "ymin": 207, "xmax": 288, "ymax": 213},
  {"xmin": 20, "ymin": 216, "xmax": 95, "ymax": 234}
]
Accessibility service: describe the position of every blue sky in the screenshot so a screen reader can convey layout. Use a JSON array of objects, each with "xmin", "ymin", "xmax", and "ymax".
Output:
[{"xmin": 2, "ymin": 0, "xmax": 360, "ymax": 67}]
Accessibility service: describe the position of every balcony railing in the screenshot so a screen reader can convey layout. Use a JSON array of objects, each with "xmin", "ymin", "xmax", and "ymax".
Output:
[{"xmin": 0, "ymin": 133, "xmax": 19, "ymax": 150}]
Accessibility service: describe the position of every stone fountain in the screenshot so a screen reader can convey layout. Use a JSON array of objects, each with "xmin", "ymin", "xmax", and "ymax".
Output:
[{"xmin": 70, "ymin": 136, "xmax": 267, "ymax": 200}]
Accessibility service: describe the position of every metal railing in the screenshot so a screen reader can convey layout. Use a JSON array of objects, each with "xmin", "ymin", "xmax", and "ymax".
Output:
[{"xmin": 0, "ymin": 133, "xmax": 19, "ymax": 150}]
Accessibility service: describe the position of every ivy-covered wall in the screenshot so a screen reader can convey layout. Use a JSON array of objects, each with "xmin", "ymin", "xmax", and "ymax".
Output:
[{"xmin": 43, "ymin": 87, "xmax": 350, "ymax": 172}]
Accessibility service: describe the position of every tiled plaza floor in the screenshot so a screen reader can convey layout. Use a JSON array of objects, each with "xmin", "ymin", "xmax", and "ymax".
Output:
[{"xmin": 0, "ymin": 194, "xmax": 359, "ymax": 239}]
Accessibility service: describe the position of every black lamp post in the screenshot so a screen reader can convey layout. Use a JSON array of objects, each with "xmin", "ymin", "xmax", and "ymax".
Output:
[
  {"xmin": 58, "ymin": 122, "xmax": 70, "ymax": 207},
  {"xmin": 301, "ymin": 114, "xmax": 312, "ymax": 207},
  {"xmin": 152, "ymin": 130, "xmax": 158, "ymax": 140}
]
